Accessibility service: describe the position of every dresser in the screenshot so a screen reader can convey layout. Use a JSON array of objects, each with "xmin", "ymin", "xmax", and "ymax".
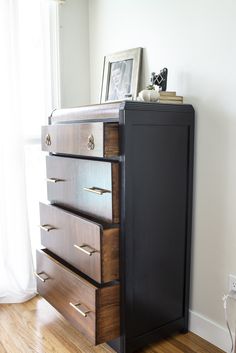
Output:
[{"xmin": 36, "ymin": 101, "xmax": 194, "ymax": 353}]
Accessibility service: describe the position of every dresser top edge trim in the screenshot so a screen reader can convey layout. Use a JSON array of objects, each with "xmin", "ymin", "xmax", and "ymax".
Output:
[{"xmin": 49, "ymin": 101, "xmax": 194, "ymax": 125}]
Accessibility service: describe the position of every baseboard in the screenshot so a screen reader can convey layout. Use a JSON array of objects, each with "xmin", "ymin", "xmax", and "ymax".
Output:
[{"xmin": 189, "ymin": 310, "xmax": 234, "ymax": 352}]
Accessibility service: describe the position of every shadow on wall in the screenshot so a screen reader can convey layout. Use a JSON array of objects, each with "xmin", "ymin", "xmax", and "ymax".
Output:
[{"xmin": 189, "ymin": 98, "xmax": 236, "ymax": 325}]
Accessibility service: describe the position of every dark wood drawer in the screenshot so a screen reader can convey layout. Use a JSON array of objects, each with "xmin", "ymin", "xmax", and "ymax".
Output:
[
  {"xmin": 35, "ymin": 249, "xmax": 120, "ymax": 345},
  {"xmin": 39, "ymin": 202, "xmax": 119, "ymax": 283},
  {"xmin": 46, "ymin": 156, "xmax": 119, "ymax": 223},
  {"xmin": 41, "ymin": 122, "xmax": 119, "ymax": 158}
]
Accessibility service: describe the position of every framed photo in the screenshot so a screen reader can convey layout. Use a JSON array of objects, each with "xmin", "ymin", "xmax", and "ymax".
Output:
[{"xmin": 100, "ymin": 47, "xmax": 142, "ymax": 103}]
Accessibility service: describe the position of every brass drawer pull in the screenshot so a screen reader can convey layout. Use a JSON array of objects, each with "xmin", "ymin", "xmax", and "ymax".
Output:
[
  {"xmin": 69, "ymin": 302, "xmax": 90, "ymax": 317},
  {"xmin": 45, "ymin": 134, "xmax": 51, "ymax": 146},
  {"xmin": 87, "ymin": 134, "xmax": 95, "ymax": 150},
  {"xmin": 83, "ymin": 187, "xmax": 111, "ymax": 195},
  {"xmin": 74, "ymin": 244, "xmax": 97, "ymax": 256},
  {"xmin": 34, "ymin": 272, "xmax": 49, "ymax": 282},
  {"xmin": 40, "ymin": 224, "xmax": 56, "ymax": 232},
  {"xmin": 46, "ymin": 178, "xmax": 65, "ymax": 183}
]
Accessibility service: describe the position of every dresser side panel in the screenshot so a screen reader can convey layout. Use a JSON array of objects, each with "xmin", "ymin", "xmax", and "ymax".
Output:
[{"xmin": 120, "ymin": 107, "xmax": 194, "ymax": 351}]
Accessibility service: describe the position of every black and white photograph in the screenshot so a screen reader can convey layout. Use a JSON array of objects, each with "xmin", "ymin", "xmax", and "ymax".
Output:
[
  {"xmin": 107, "ymin": 59, "xmax": 133, "ymax": 101},
  {"xmin": 100, "ymin": 47, "xmax": 142, "ymax": 103}
]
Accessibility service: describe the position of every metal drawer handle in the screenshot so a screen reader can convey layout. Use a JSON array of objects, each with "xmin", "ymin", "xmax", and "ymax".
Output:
[
  {"xmin": 74, "ymin": 244, "xmax": 97, "ymax": 256},
  {"xmin": 83, "ymin": 187, "xmax": 111, "ymax": 195},
  {"xmin": 87, "ymin": 134, "xmax": 95, "ymax": 151},
  {"xmin": 69, "ymin": 302, "xmax": 90, "ymax": 317},
  {"xmin": 34, "ymin": 272, "xmax": 50, "ymax": 282},
  {"xmin": 39, "ymin": 224, "xmax": 56, "ymax": 232},
  {"xmin": 45, "ymin": 134, "xmax": 51, "ymax": 146},
  {"xmin": 46, "ymin": 178, "xmax": 65, "ymax": 183}
]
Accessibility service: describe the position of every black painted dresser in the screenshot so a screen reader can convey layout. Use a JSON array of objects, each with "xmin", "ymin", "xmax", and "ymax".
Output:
[{"xmin": 35, "ymin": 101, "xmax": 194, "ymax": 353}]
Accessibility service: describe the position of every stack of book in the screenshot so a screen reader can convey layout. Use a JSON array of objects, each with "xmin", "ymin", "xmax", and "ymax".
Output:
[{"xmin": 158, "ymin": 91, "xmax": 183, "ymax": 104}]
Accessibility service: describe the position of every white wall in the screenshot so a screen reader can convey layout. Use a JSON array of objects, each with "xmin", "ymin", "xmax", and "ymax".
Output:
[
  {"xmin": 89, "ymin": 0, "xmax": 236, "ymax": 350},
  {"xmin": 59, "ymin": 0, "xmax": 90, "ymax": 107}
]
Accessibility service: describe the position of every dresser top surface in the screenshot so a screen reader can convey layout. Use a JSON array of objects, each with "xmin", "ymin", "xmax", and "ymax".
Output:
[{"xmin": 49, "ymin": 101, "xmax": 194, "ymax": 124}]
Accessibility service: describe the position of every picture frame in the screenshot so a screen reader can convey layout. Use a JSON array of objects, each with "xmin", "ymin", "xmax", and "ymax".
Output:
[{"xmin": 100, "ymin": 47, "xmax": 142, "ymax": 103}]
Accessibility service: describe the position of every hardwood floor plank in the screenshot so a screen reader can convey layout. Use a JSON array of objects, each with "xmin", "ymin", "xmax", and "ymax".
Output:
[
  {"xmin": 0, "ymin": 296, "xmax": 225, "ymax": 353},
  {"xmin": 150, "ymin": 339, "xmax": 185, "ymax": 353},
  {"xmin": 165, "ymin": 336, "xmax": 206, "ymax": 353},
  {"xmin": 174, "ymin": 332, "xmax": 225, "ymax": 353},
  {"xmin": 0, "ymin": 342, "xmax": 7, "ymax": 353}
]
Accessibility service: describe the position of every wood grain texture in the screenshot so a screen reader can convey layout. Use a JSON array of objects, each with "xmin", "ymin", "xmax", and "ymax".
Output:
[
  {"xmin": 39, "ymin": 203, "xmax": 119, "ymax": 283},
  {"xmin": 42, "ymin": 123, "xmax": 104, "ymax": 157},
  {"xmin": 146, "ymin": 333, "xmax": 225, "ymax": 353},
  {"xmin": 96, "ymin": 285, "xmax": 120, "ymax": 344},
  {"xmin": 50, "ymin": 102, "xmax": 121, "ymax": 124},
  {"xmin": 46, "ymin": 156, "xmax": 120, "ymax": 223},
  {"xmin": 101, "ymin": 228, "xmax": 119, "ymax": 283},
  {"xmin": 49, "ymin": 101, "xmax": 194, "ymax": 125},
  {"xmin": 36, "ymin": 249, "xmax": 120, "ymax": 345},
  {"xmin": 42, "ymin": 123, "xmax": 119, "ymax": 158},
  {"xmin": 36, "ymin": 249, "xmax": 96, "ymax": 343},
  {"xmin": 104, "ymin": 123, "xmax": 119, "ymax": 157},
  {"xmin": 0, "ymin": 296, "xmax": 224, "ymax": 353},
  {"xmin": 111, "ymin": 163, "xmax": 120, "ymax": 224}
]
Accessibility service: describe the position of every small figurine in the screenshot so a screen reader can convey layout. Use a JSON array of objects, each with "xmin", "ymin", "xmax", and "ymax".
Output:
[
  {"xmin": 151, "ymin": 68, "xmax": 168, "ymax": 91},
  {"xmin": 137, "ymin": 86, "xmax": 159, "ymax": 102},
  {"xmin": 137, "ymin": 67, "xmax": 168, "ymax": 102}
]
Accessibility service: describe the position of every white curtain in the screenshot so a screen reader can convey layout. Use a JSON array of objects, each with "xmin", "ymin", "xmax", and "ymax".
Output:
[{"xmin": 0, "ymin": 0, "xmax": 54, "ymax": 303}]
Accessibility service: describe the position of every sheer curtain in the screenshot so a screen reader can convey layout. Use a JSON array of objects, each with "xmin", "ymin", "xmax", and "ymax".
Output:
[{"xmin": 0, "ymin": 0, "xmax": 55, "ymax": 303}]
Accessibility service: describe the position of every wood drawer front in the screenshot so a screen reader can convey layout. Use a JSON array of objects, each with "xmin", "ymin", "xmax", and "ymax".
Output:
[
  {"xmin": 36, "ymin": 249, "xmax": 120, "ymax": 345},
  {"xmin": 41, "ymin": 123, "xmax": 119, "ymax": 158},
  {"xmin": 46, "ymin": 156, "xmax": 119, "ymax": 223},
  {"xmin": 39, "ymin": 203, "xmax": 119, "ymax": 283}
]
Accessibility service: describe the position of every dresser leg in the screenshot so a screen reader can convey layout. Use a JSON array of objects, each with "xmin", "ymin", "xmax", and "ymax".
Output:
[{"xmin": 107, "ymin": 337, "xmax": 123, "ymax": 353}]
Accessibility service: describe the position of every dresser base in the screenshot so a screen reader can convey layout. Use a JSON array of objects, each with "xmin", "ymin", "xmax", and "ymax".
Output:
[
  {"xmin": 107, "ymin": 337, "xmax": 122, "ymax": 353},
  {"xmin": 107, "ymin": 318, "xmax": 188, "ymax": 353}
]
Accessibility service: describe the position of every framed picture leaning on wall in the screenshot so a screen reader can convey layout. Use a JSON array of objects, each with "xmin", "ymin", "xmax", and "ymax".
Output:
[{"xmin": 100, "ymin": 47, "xmax": 142, "ymax": 103}]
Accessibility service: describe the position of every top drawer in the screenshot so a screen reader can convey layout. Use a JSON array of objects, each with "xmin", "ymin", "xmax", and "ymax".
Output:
[{"xmin": 41, "ymin": 122, "xmax": 119, "ymax": 158}]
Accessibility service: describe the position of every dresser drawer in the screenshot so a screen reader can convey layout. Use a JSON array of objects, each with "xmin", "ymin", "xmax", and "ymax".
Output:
[
  {"xmin": 39, "ymin": 203, "xmax": 119, "ymax": 283},
  {"xmin": 46, "ymin": 156, "xmax": 119, "ymax": 223},
  {"xmin": 41, "ymin": 122, "xmax": 119, "ymax": 158},
  {"xmin": 36, "ymin": 249, "xmax": 120, "ymax": 345}
]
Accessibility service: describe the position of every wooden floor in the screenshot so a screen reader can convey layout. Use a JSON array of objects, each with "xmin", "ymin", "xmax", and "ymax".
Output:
[{"xmin": 0, "ymin": 296, "xmax": 225, "ymax": 353}]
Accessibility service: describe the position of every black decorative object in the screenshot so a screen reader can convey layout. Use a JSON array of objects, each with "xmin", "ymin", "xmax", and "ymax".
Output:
[{"xmin": 151, "ymin": 68, "xmax": 168, "ymax": 91}]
